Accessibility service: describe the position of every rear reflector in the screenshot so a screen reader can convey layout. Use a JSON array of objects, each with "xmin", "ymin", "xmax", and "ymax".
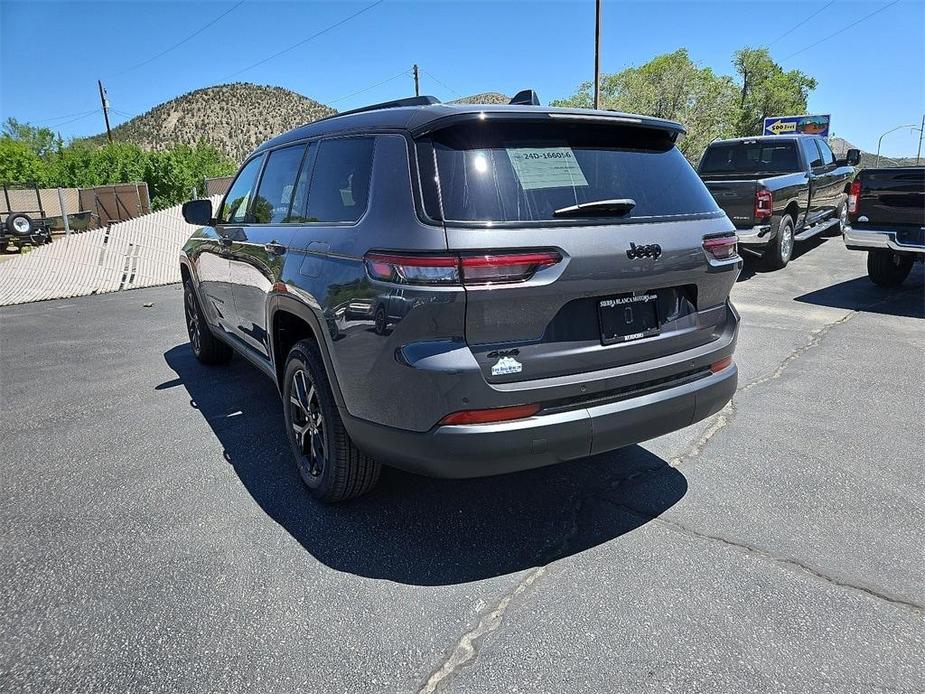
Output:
[
  {"xmin": 702, "ymin": 235, "xmax": 738, "ymax": 260},
  {"xmin": 440, "ymin": 403, "xmax": 541, "ymax": 425},
  {"xmin": 710, "ymin": 356, "xmax": 733, "ymax": 373},
  {"xmin": 365, "ymin": 251, "xmax": 561, "ymax": 286},
  {"xmin": 848, "ymin": 178, "xmax": 861, "ymax": 215}
]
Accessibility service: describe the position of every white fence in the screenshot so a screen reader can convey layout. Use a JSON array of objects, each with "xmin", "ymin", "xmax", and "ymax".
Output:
[{"xmin": 0, "ymin": 196, "xmax": 221, "ymax": 307}]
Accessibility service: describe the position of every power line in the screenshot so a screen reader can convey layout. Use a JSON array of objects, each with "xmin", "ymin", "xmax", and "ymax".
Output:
[
  {"xmin": 420, "ymin": 69, "xmax": 464, "ymax": 99},
  {"xmin": 223, "ymin": 0, "xmax": 385, "ymax": 80},
  {"xmin": 29, "ymin": 108, "xmax": 101, "ymax": 125},
  {"xmin": 766, "ymin": 0, "xmax": 836, "ymax": 47},
  {"xmin": 781, "ymin": 0, "xmax": 901, "ymax": 61},
  {"xmin": 327, "ymin": 70, "xmax": 411, "ymax": 106},
  {"xmin": 109, "ymin": 0, "xmax": 247, "ymax": 78}
]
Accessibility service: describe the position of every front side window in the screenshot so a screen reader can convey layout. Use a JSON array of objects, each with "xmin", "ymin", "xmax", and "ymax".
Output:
[
  {"xmin": 301, "ymin": 137, "xmax": 375, "ymax": 223},
  {"xmin": 428, "ymin": 121, "xmax": 718, "ymax": 224},
  {"xmin": 219, "ymin": 155, "xmax": 264, "ymax": 224},
  {"xmin": 817, "ymin": 139, "xmax": 835, "ymax": 166},
  {"xmin": 250, "ymin": 145, "xmax": 307, "ymax": 224}
]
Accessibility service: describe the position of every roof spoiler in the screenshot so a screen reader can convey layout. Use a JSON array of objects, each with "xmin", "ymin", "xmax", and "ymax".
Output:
[
  {"xmin": 509, "ymin": 89, "xmax": 540, "ymax": 106},
  {"xmin": 335, "ymin": 95, "xmax": 440, "ymax": 119}
]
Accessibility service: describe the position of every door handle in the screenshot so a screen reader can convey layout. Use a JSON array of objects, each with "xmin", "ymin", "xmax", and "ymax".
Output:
[{"xmin": 265, "ymin": 242, "xmax": 286, "ymax": 256}]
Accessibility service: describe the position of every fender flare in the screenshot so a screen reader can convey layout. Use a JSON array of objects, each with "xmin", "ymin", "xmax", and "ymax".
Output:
[{"xmin": 268, "ymin": 293, "xmax": 348, "ymax": 412}]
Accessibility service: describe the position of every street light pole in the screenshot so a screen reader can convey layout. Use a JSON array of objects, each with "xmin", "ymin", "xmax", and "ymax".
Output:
[
  {"xmin": 875, "ymin": 123, "xmax": 916, "ymax": 167},
  {"xmin": 917, "ymin": 113, "xmax": 924, "ymax": 165},
  {"xmin": 593, "ymin": 0, "xmax": 602, "ymax": 110}
]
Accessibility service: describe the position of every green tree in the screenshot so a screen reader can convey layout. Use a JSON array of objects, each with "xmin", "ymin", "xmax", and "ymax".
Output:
[
  {"xmin": 0, "ymin": 138, "xmax": 49, "ymax": 184},
  {"xmin": 733, "ymin": 48, "xmax": 817, "ymax": 136},
  {"xmin": 552, "ymin": 49, "xmax": 739, "ymax": 159},
  {"xmin": 2, "ymin": 118, "xmax": 63, "ymax": 158}
]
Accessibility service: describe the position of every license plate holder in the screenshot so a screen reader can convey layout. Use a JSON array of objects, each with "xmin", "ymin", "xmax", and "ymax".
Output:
[{"xmin": 598, "ymin": 294, "xmax": 660, "ymax": 345}]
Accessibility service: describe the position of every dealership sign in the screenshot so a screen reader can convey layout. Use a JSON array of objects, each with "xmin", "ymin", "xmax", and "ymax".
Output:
[{"xmin": 763, "ymin": 114, "xmax": 831, "ymax": 137}]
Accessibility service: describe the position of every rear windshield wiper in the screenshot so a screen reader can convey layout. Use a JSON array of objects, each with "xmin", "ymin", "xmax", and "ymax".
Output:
[{"xmin": 552, "ymin": 198, "xmax": 636, "ymax": 218}]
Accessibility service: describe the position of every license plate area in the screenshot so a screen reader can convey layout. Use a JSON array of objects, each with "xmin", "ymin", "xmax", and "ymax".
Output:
[{"xmin": 599, "ymin": 293, "xmax": 660, "ymax": 345}]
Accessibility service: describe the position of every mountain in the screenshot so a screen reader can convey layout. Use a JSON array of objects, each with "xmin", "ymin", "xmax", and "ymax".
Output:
[
  {"xmin": 450, "ymin": 92, "xmax": 511, "ymax": 105},
  {"xmin": 829, "ymin": 136, "xmax": 920, "ymax": 168},
  {"xmin": 89, "ymin": 83, "xmax": 335, "ymax": 162}
]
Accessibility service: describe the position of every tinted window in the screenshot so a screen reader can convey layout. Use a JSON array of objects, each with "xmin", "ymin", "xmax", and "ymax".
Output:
[
  {"xmin": 817, "ymin": 138, "xmax": 835, "ymax": 166},
  {"xmin": 250, "ymin": 145, "xmax": 306, "ymax": 224},
  {"xmin": 700, "ymin": 140, "xmax": 800, "ymax": 175},
  {"xmin": 301, "ymin": 138, "xmax": 375, "ymax": 223},
  {"xmin": 287, "ymin": 144, "xmax": 315, "ymax": 223},
  {"xmin": 219, "ymin": 155, "xmax": 264, "ymax": 224},
  {"xmin": 801, "ymin": 138, "xmax": 823, "ymax": 168},
  {"xmin": 429, "ymin": 121, "xmax": 718, "ymax": 224}
]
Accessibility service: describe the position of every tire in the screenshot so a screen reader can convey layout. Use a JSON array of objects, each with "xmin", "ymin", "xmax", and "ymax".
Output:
[
  {"xmin": 7, "ymin": 213, "xmax": 34, "ymax": 237},
  {"xmin": 867, "ymin": 249, "xmax": 913, "ymax": 287},
  {"xmin": 283, "ymin": 339, "xmax": 381, "ymax": 502},
  {"xmin": 183, "ymin": 278, "xmax": 232, "ymax": 365},
  {"xmin": 826, "ymin": 202, "xmax": 848, "ymax": 237},
  {"xmin": 764, "ymin": 214, "xmax": 795, "ymax": 270},
  {"xmin": 374, "ymin": 306, "xmax": 387, "ymax": 335}
]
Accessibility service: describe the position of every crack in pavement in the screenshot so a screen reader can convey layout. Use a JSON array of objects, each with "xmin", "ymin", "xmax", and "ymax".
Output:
[
  {"xmin": 418, "ymin": 288, "xmax": 920, "ymax": 691},
  {"xmin": 670, "ymin": 306, "xmax": 857, "ymax": 467}
]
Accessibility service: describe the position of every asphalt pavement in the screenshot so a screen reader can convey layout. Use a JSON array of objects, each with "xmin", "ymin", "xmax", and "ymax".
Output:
[{"xmin": 1, "ymin": 235, "xmax": 922, "ymax": 693}]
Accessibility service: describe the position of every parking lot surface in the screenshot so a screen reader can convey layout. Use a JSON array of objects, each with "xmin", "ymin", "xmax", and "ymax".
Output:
[{"xmin": 1, "ymin": 235, "xmax": 923, "ymax": 693}]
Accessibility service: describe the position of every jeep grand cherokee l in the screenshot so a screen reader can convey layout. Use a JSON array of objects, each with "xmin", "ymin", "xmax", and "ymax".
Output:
[{"xmin": 180, "ymin": 95, "xmax": 741, "ymax": 502}]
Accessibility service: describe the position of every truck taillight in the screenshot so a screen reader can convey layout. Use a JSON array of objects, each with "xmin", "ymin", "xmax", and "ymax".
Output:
[
  {"xmin": 364, "ymin": 251, "xmax": 562, "ymax": 286},
  {"xmin": 703, "ymin": 234, "xmax": 738, "ymax": 260},
  {"xmin": 848, "ymin": 179, "xmax": 861, "ymax": 215},
  {"xmin": 755, "ymin": 188, "xmax": 773, "ymax": 220}
]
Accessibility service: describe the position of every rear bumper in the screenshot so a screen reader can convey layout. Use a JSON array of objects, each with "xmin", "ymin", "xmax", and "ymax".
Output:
[
  {"xmin": 344, "ymin": 361, "xmax": 737, "ymax": 479},
  {"xmin": 735, "ymin": 224, "xmax": 773, "ymax": 250},
  {"xmin": 843, "ymin": 226, "xmax": 925, "ymax": 255}
]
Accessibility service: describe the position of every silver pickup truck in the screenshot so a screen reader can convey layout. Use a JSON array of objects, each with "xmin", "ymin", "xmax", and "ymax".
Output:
[{"xmin": 843, "ymin": 166, "xmax": 925, "ymax": 286}]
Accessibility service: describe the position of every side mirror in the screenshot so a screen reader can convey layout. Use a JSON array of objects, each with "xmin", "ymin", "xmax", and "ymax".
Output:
[
  {"xmin": 846, "ymin": 149, "xmax": 861, "ymax": 166},
  {"xmin": 182, "ymin": 199, "xmax": 213, "ymax": 226}
]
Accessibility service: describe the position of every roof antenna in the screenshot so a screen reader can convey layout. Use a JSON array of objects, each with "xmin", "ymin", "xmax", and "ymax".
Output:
[{"xmin": 509, "ymin": 89, "xmax": 540, "ymax": 106}]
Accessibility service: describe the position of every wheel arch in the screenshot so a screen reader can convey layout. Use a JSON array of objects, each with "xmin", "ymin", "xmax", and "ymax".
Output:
[{"xmin": 269, "ymin": 294, "xmax": 347, "ymax": 410}]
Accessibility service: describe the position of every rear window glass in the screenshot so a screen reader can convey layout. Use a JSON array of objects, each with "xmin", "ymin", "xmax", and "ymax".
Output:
[
  {"xmin": 425, "ymin": 121, "xmax": 718, "ymax": 224},
  {"xmin": 250, "ymin": 144, "xmax": 306, "ymax": 223},
  {"xmin": 699, "ymin": 140, "xmax": 801, "ymax": 175},
  {"xmin": 302, "ymin": 137, "xmax": 375, "ymax": 223}
]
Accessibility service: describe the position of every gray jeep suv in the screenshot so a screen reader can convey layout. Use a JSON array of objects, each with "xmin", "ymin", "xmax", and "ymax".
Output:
[{"xmin": 180, "ymin": 94, "xmax": 741, "ymax": 502}]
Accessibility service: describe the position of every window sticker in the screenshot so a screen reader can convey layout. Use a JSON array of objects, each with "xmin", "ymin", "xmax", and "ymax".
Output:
[{"xmin": 505, "ymin": 147, "xmax": 589, "ymax": 190}]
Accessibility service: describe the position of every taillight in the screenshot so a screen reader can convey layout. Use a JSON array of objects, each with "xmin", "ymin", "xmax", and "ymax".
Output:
[
  {"xmin": 755, "ymin": 188, "xmax": 773, "ymax": 220},
  {"xmin": 440, "ymin": 403, "xmax": 541, "ymax": 425},
  {"xmin": 710, "ymin": 356, "xmax": 733, "ymax": 373},
  {"xmin": 703, "ymin": 235, "xmax": 738, "ymax": 260},
  {"xmin": 848, "ymin": 178, "xmax": 861, "ymax": 215},
  {"xmin": 364, "ymin": 251, "xmax": 561, "ymax": 286}
]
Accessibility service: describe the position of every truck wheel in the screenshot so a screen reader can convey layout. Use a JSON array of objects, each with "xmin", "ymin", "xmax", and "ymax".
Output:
[
  {"xmin": 283, "ymin": 339, "xmax": 381, "ymax": 503},
  {"xmin": 867, "ymin": 250, "xmax": 913, "ymax": 287},
  {"xmin": 827, "ymin": 202, "xmax": 848, "ymax": 237},
  {"xmin": 183, "ymin": 278, "xmax": 232, "ymax": 365},
  {"xmin": 764, "ymin": 214, "xmax": 794, "ymax": 270}
]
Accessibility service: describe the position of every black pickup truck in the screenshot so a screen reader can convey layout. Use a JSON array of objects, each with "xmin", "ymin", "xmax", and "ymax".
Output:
[
  {"xmin": 843, "ymin": 167, "xmax": 924, "ymax": 286},
  {"xmin": 698, "ymin": 135, "xmax": 859, "ymax": 269}
]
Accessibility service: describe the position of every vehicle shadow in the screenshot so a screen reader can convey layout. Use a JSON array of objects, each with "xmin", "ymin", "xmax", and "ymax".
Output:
[
  {"xmin": 794, "ymin": 264, "xmax": 924, "ymax": 319},
  {"xmin": 161, "ymin": 344, "xmax": 688, "ymax": 586},
  {"xmin": 736, "ymin": 233, "xmax": 832, "ymax": 282}
]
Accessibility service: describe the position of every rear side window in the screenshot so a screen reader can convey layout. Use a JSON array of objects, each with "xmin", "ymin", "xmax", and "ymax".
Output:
[
  {"xmin": 302, "ymin": 137, "xmax": 375, "ymax": 223},
  {"xmin": 219, "ymin": 155, "xmax": 264, "ymax": 224},
  {"xmin": 425, "ymin": 121, "xmax": 718, "ymax": 224},
  {"xmin": 250, "ymin": 145, "xmax": 307, "ymax": 224},
  {"xmin": 699, "ymin": 140, "xmax": 801, "ymax": 175},
  {"xmin": 800, "ymin": 138, "xmax": 823, "ymax": 168}
]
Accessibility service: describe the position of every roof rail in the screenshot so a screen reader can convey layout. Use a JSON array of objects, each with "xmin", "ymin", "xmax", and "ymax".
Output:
[
  {"xmin": 334, "ymin": 95, "xmax": 440, "ymax": 119},
  {"xmin": 509, "ymin": 89, "xmax": 540, "ymax": 106}
]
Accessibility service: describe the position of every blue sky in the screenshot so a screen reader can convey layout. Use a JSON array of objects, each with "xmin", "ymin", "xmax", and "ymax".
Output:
[{"xmin": 1, "ymin": 0, "xmax": 922, "ymax": 156}]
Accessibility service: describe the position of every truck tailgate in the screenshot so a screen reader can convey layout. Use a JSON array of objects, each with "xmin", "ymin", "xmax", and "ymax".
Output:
[{"xmin": 702, "ymin": 179, "xmax": 758, "ymax": 227}]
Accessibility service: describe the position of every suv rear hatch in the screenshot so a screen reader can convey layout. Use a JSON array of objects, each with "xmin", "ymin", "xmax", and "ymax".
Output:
[{"xmin": 415, "ymin": 115, "xmax": 739, "ymax": 384}]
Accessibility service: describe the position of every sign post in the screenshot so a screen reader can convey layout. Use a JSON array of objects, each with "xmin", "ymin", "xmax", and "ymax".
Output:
[{"xmin": 763, "ymin": 114, "xmax": 831, "ymax": 137}]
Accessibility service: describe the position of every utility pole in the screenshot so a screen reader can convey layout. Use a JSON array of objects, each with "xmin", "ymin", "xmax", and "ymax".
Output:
[
  {"xmin": 917, "ymin": 113, "xmax": 924, "ymax": 165},
  {"xmin": 98, "ymin": 80, "xmax": 113, "ymax": 144},
  {"xmin": 412, "ymin": 64, "xmax": 420, "ymax": 97},
  {"xmin": 593, "ymin": 0, "xmax": 602, "ymax": 109}
]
